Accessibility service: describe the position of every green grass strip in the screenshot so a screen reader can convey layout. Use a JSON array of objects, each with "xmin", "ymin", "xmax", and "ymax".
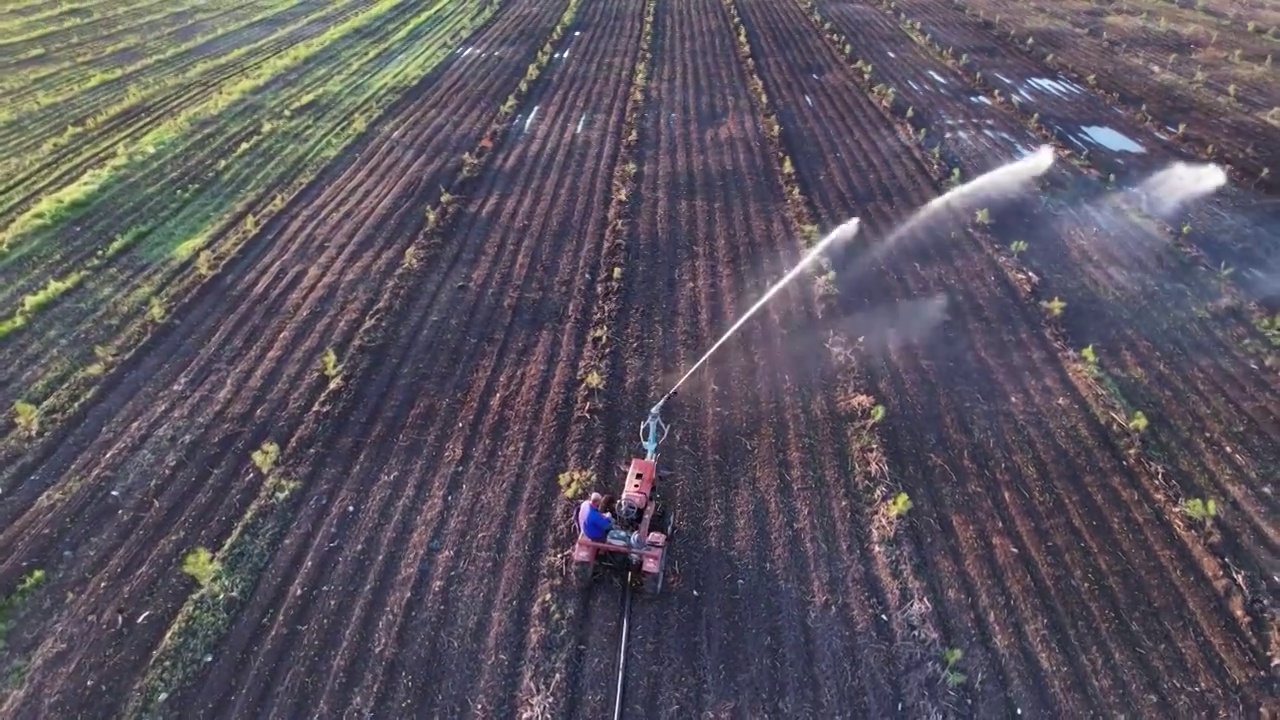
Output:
[{"xmin": 0, "ymin": 0, "xmax": 412, "ymax": 263}]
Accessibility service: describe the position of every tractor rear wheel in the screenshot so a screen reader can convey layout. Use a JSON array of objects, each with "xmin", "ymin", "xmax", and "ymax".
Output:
[{"xmin": 642, "ymin": 548, "xmax": 667, "ymax": 596}]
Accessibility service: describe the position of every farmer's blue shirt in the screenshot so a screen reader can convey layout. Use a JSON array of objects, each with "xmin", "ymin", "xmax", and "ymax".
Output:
[{"xmin": 583, "ymin": 507, "xmax": 611, "ymax": 541}]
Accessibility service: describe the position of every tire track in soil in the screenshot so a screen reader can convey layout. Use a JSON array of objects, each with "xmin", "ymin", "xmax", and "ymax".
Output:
[
  {"xmin": 815, "ymin": 0, "xmax": 1277, "ymax": 677},
  {"xmin": 168, "ymin": 1, "xmax": 657, "ymax": 717},
  {"xmin": 0, "ymin": 4, "xmax": 560, "ymax": 716},
  {"xmin": 562, "ymin": 0, "xmax": 895, "ymax": 716},
  {"xmin": 747, "ymin": 0, "xmax": 1259, "ymax": 707}
]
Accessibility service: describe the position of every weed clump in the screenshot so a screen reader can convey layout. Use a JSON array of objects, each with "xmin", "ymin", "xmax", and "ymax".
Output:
[
  {"xmin": 180, "ymin": 548, "xmax": 220, "ymax": 588},
  {"xmin": 557, "ymin": 469, "xmax": 594, "ymax": 500},
  {"xmin": 0, "ymin": 569, "xmax": 48, "ymax": 650}
]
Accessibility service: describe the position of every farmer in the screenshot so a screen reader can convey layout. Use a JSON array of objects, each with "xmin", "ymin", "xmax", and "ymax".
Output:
[
  {"xmin": 577, "ymin": 492, "xmax": 605, "ymax": 538},
  {"xmin": 577, "ymin": 493, "xmax": 639, "ymax": 548}
]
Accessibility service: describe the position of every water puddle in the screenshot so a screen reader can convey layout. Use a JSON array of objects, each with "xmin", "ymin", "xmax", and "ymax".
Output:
[
  {"xmin": 1078, "ymin": 125, "xmax": 1145, "ymax": 153},
  {"xmin": 970, "ymin": 95, "xmax": 992, "ymax": 105},
  {"xmin": 927, "ymin": 70, "xmax": 950, "ymax": 85},
  {"xmin": 1023, "ymin": 76, "xmax": 1085, "ymax": 99},
  {"xmin": 887, "ymin": 51, "xmax": 896, "ymax": 57},
  {"xmin": 811, "ymin": 73, "xmax": 819, "ymax": 80},
  {"xmin": 524, "ymin": 106, "xmax": 539, "ymax": 132},
  {"xmin": 983, "ymin": 128, "xmax": 1019, "ymax": 145},
  {"xmin": 908, "ymin": 80, "xmax": 922, "ymax": 92},
  {"xmin": 576, "ymin": 113, "xmax": 587, "ymax": 134},
  {"xmin": 805, "ymin": 94, "xmax": 813, "ymax": 107}
]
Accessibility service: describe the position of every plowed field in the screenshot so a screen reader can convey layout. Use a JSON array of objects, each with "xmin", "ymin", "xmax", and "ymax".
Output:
[{"xmin": 0, "ymin": 0, "xmax": 1275, "ymax": 717}]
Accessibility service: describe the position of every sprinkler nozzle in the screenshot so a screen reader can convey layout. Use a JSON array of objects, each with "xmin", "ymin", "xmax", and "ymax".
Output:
[{"xmin": 649, "ymin": 389, "xmax": 677, "ymax": 417}]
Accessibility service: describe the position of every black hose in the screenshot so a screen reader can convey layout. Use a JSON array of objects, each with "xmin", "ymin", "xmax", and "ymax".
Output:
[{"xmin": 612, "ymin": 573, "xmax": 633, "ymax": 720}]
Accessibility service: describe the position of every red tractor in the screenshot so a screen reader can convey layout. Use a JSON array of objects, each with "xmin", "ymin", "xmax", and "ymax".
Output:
[{"xmin": 571, "ymin": 398, "xmax": 675, "ymax": 595}]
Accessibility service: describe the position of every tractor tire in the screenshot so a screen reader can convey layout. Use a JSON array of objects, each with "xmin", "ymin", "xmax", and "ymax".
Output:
[{"xmin": 642, "ymin": 548, "xmax": 667, "ymax": 597}]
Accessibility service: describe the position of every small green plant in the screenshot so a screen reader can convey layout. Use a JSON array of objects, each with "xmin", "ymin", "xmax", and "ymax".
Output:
[
  {"xmin": 557, "ymin": 469, "xmax": 594, "ymax": 500},
  {"xmin": 612, "ymin": 266, "xmax": 623, "ymax": 281},
  {"xmin": 460, "ymin": 151, "xmax": 480, "ymax": 178},
  {"xmin": 251, "ymin": 441, "xmax": 280, "ymax": 475},
  {"xmin": 1255, "ymin": 313, "xmax": 1280, "ymax": 346},
  {"xmin": 0, "ymin": 568, "xmax": 48, "ymax": 650},
  {"xmin": 196, "ymin": 250, "xmax": 216, "ymax": 277},
  {"xmin": 800, "ymin": 224, "xmax": 821, "ymax": 246},
  {"xmin": 1081, "ymin": 344, "xmax": 1098, "ymax": 367},
  {"xmin": 941, "ymin": 647, "xmax": 966, "ymax": 687},
  {"xmin": 180, "ymin": 547, "xmax": 219, "ymax": 588},
  {"xmin": 1182, "ymin": 497, "xmax": 1217, "ymax": 526},
  {"xmin": 147, "ymin": 297, "xmax": 167, "ymax": 323},
  {"xmin": 13, "ymin": 401, "xmax": 38, "ymax": 436},
  {"xmin": 1128, "ymin": 411, "xmax": 1149, "ymax": 433},
  {"xmin": 815, "ymin": 270, "xmax": 839, "ymax": 297},
  {"xmin": 888, "ymin": 491, "xmax": 912, "ymax": 517},
  {"xmin": 582, "ymin": 369, "xmax": 605, "ymax": 390},
  {"xmin": 870, "ymin": 404, "xmax": 886, "ymax": 423},
  {"xmin": 265, "ymin": 475, "xmax": 301, "ymax": 503},
  {"xmin": 1009, "ymin": 240, "xmax": 1028, "ymax": 256},
  {"xmin": 319, "ymin": 347, "xmax": 342, "ymax": 380},
  {"xmin": 1040, "ymin": 297, "xmax": 1067, "ymax": 317}
]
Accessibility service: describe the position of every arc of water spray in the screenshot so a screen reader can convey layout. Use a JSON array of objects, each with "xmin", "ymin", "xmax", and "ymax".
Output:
[
  {"xmin": 850, "ymin": 145, "xmax": 1057, "ymax": 277},
  {"xmin": 656, "ymin": 217, "xmax": 862, "ymax": 405}
]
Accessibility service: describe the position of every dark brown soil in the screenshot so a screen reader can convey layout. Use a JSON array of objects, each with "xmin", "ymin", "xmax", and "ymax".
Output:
[{"xmin": 0, "ymin": 0, "xmax": 1275, "ymax": 717}]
